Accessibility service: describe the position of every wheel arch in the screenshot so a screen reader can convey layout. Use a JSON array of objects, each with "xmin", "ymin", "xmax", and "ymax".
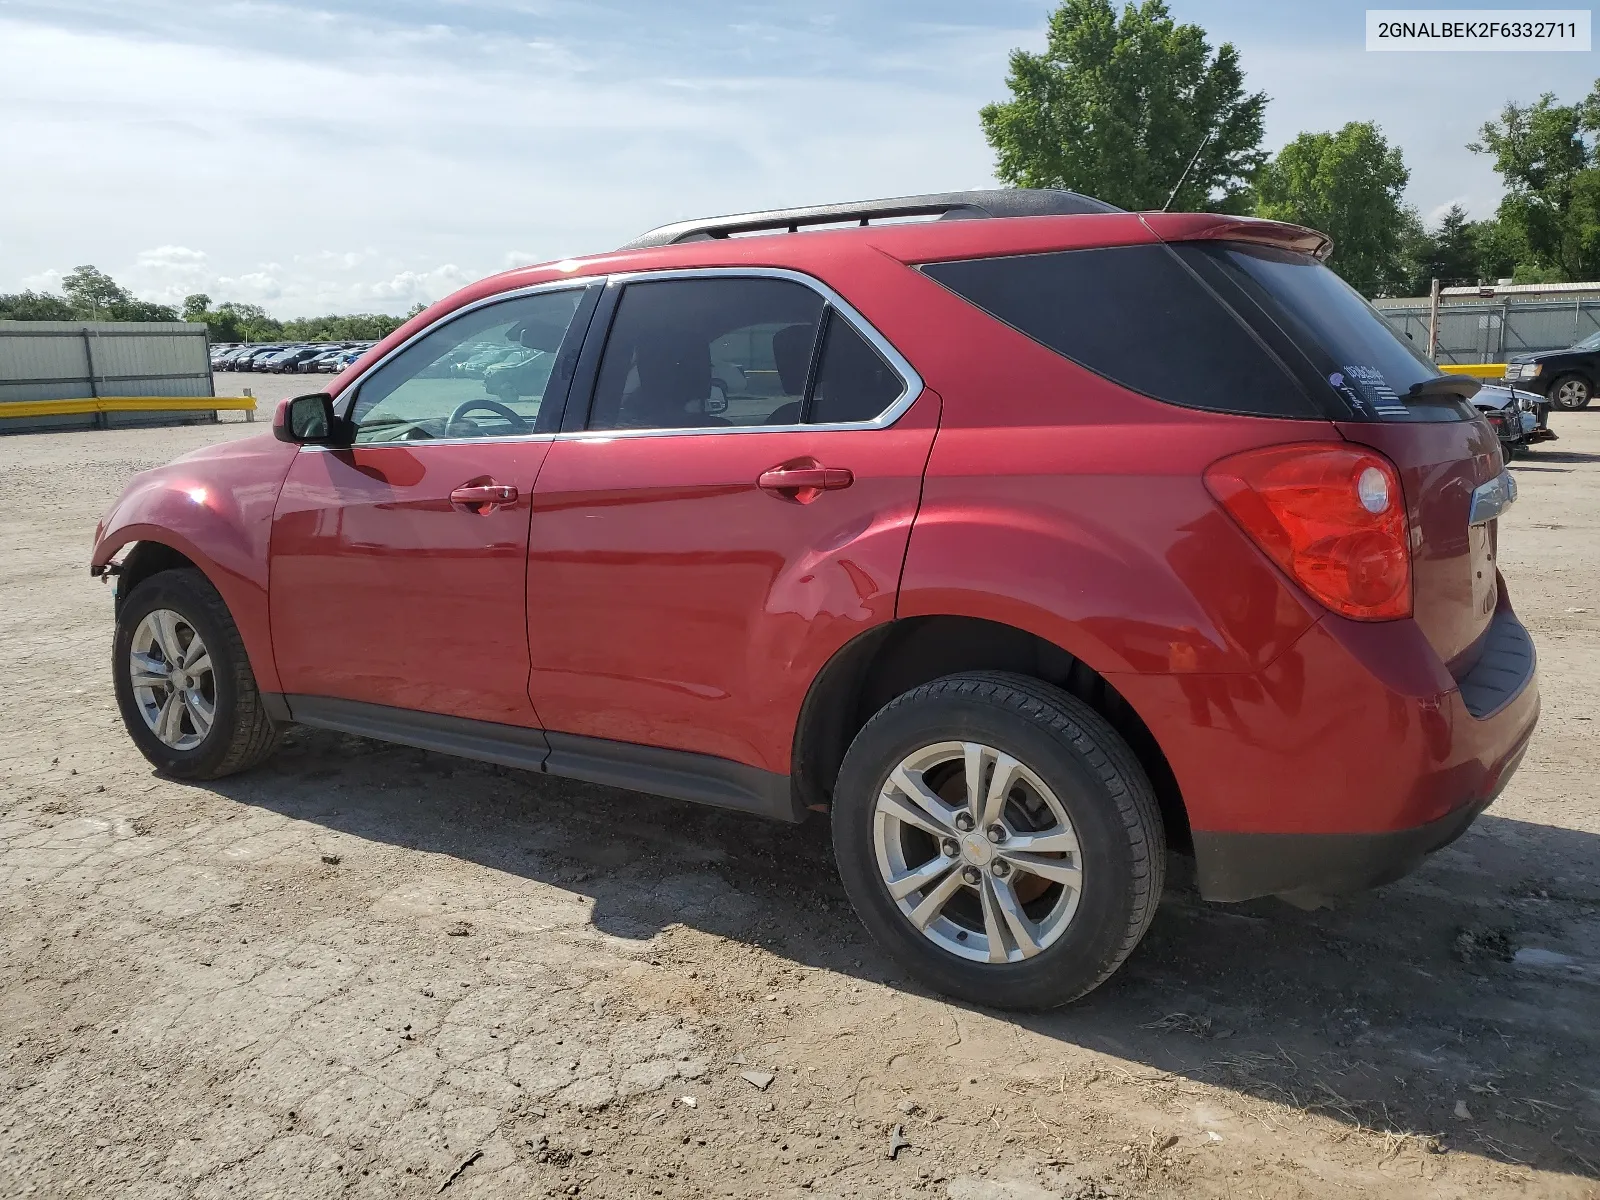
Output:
[
  {"xmin": 791, "ymin": 614, "xmax": 1190, "ymax": 852},
  {"xmin": 109, "ymin": 540, "xmax": 204, "ymax": 615}
]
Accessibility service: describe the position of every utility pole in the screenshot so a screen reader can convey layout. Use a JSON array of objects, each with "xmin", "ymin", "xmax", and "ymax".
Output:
[{"xmin": 1427, "ymin": 277, "xmax": 1441, "ymax": 360}]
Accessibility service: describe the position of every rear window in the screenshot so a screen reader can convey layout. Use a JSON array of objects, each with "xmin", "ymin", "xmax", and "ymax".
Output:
[
  {"xmin": 922, "ymin": 245, "xmax": 1318, "ymax": 418},
  {"xmin": 1192, "ymin": 244, "xmax": 1453, "ymax": 421}
]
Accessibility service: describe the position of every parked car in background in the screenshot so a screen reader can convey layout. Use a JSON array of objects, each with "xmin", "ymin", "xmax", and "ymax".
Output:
[
  {"xmin": 322, "ymin": 349, "xmax": 365, "ymax": 373},
  {"xmin": 1504, "ymin": 331, "xmax": 1600, "ymax": 409},
  {"xmin": 266, "ymin": 347, "xmax": 331, "ymax": 374},
  {"xmin": 296, "ymin": 349, "xmax": 345, "ymax": 373},
  {"xmin": 233, "ymin": 346, "xmax": 288, "ymax": 371},
  {"xmin": 91, "ymin": 189, "xmax": 1539, "ymax": 1010},
  {"xmin": 1475, "ymin": 383, "xmax": 1557, "ymax": 458},
  {"xmin": 212, "ymin": 346, "xmax": 258, "ymax": 370}
]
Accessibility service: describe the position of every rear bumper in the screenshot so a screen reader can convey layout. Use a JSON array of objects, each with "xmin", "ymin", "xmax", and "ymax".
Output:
[
  {"xmin": 1109, "ymin": 600, "xmax": 1540, "ymax": 903},
  {"xmin": 1190, "ymin": 734, "xmax": 1529, "ymax": 903}
]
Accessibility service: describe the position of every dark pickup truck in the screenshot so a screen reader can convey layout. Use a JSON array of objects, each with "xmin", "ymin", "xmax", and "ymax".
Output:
[{"xmin": 1504, "ymin": 331, "xmax": 1600, "ymax": 409}]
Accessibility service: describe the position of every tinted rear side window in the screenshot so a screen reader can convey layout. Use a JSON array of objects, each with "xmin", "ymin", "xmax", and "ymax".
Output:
[
  {"xmin": 807, "ymin": 313, "xmax": 904, "ymax": 424},
  {"xmin": 923, "ymin": 245, "xmax": 1317, "ymax": 418}
]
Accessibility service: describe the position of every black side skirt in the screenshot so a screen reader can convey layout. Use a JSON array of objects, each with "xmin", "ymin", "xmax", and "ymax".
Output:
[{"xmin": 277, "ymin": 694, "xmax": 802, "ymax": 823}]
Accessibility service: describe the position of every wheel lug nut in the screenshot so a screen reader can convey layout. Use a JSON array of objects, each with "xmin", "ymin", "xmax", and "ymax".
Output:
[
  {"xmin": 954, "ymin": 813, "xmax": 975, "ymax": 832},
  {"xmin": 986, "ymin": 824, "xmax": 1006, "ymax": 843},
  {"xmin": 941, "ymin": 838, "xmax": 960, "ymax": 858},
  {"xmin": 991, "ymin": 860, "xmax": 1011, "ymax": 878},
  {"xmin": 961, "ymin": 866, "xmax": 981, "ymax": 885}
]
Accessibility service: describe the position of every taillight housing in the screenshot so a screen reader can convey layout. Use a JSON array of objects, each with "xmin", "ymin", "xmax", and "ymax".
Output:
[{"xmin": 1204, "ymin": 443, "xmax": 1412, "ymax": 621}]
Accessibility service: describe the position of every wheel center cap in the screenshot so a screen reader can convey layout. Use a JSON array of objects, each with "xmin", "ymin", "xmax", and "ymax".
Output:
[{"xmin": 960, "ymin": 833, "xmax": 993, "ymax": 867}]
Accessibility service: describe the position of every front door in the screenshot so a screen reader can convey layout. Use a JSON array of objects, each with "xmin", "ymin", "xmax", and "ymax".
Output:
[
  {"xmin": 270, "ymin": 285, "xmax": 591, "ymax": 726},
  {"xmin": 526, "ymin": 272, "xmax": 937, "ymax": 774}
]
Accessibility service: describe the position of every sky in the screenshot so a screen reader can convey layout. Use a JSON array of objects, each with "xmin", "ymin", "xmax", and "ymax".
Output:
[{"xmin": 1, "ymin": 0, "xmax": 1597, "ymax": 316}]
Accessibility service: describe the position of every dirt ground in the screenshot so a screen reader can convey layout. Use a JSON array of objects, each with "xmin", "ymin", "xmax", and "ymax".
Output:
[{"xmin": 2, "ymin": 384, "xmax": 1598, "ymax": 1200}]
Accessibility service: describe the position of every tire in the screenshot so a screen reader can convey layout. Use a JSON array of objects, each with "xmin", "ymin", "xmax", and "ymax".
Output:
[
  {"xmin": 1548, "ymin": 373, "xmax": 1592, "ymax": 410},
  {"xmin": 113, "ymin": 568, "xmax": 281, "ymax": 779},
  {"xmin": 831, "ymin": 671, "xmax": 1165, "ymax": 1010}
]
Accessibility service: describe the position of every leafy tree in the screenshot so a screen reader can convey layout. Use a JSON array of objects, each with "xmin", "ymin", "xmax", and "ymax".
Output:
[
  {"xmin": 4, "ymin": 264, "xmax": 420, "ymax": 341},
  {"xmin": 0, "ymin": 290, "xmax": 76, "ymax": 320},
  {"xmin": 980, "ymin": 0, "xmax": 1267, "ymax": 212},
  {"xmin": 1470, "ymin": 84, "xmax": 1600, "ymax": 281},
  {"xmin": 1417, "ymin": 205, "xmax": 1480, "ymax": 288},
  {"xmin": 61, "ymin": 265, "xmax": 132, "ymax": 318},
  {"xmin": 1256, "ymin": 122, "xmax": 1413, "ymax": 294}
]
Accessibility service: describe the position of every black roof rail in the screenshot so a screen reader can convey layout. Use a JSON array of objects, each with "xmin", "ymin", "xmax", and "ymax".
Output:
[{"xmin": 619, "ymin": 188, "xmax": 1123, "ymax": 249}]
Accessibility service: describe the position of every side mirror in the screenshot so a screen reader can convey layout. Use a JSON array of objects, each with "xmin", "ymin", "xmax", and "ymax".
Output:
[{"xmin": 272, "ymin": 393, "xmax": 348, "ymax": 446}]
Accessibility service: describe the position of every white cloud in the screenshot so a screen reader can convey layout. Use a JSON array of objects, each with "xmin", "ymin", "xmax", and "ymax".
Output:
[
  {"xmin": 0, "ymin": 6, "xmax": 1019, "ymax": 316},
  {"xmin": 7, "ymin": 1, "xmax": 1592, "ymax": 314}
]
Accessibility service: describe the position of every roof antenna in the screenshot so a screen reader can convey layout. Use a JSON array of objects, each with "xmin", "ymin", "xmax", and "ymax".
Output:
[{"xmin": 1163, "ymin": 127, "xmax": 1215, "ymax": 212}]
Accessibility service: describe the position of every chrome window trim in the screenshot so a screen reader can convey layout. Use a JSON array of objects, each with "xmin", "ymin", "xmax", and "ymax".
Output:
[
  {"xmin": 564, "ymin": 265, "xmax": 923, "ymax": 440},
  {"xmin": 312, "ymin": 265, "xmax": 923, "ymax": 452}
]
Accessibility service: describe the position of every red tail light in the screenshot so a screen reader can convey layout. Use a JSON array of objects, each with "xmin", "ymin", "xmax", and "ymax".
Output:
[{"xmin": 1204, "ymin": 443, "xmax": 1411, "ymax": 621}]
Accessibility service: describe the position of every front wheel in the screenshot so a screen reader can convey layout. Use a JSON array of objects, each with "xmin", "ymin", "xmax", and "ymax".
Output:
[
  {"xmin": 1549, "ymin": 374, "xmax": 1592, "ymax": 410},
  {"xmin": 832, "ymin": 672, "xmax": 1165, "ymax": 1009},
  {"xmin": 113, "ymin": 568, "xmax": 281, "ymax": 779}
]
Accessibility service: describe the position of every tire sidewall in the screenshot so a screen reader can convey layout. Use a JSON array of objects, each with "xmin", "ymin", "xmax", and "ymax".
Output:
[
  {"xmin": 113, "ymin": 572, "xmax": 242, "ymax": 778},
  {"xmin": 832, "ymin": 686, "xmax": 1144, "ymax": 1008}
]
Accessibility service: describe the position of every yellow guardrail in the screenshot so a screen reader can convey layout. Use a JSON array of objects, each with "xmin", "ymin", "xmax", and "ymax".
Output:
[
  {"xmin": 1437, "ymin": 363, "xmax": 1508, "ymax": 378},
  {"xmin": 0, "ymin": 396, "xmax": 257, "ymax": 421}
]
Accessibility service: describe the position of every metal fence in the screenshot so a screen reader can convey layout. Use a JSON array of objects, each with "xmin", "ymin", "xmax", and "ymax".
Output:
[
  {"xmin": 1375, "ymin": 296, "xmax": 1600, "ymax": 365},
  {"xmin": 0, "ymin": 321, "xmax": 215, "ymax": 433}
]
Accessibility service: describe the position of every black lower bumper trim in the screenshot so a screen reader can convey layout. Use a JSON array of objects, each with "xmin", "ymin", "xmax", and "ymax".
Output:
[{"xmin": 1192, "ymin": 796, "xmax": 1494, "ymax": 904}]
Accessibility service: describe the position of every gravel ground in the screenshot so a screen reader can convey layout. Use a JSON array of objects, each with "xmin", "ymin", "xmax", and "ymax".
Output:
[{"xmin": 1, "ymin": 406, "xmax": 1598, "ymax": 1200}]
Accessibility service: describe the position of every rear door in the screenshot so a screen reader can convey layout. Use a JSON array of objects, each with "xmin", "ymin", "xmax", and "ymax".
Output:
[
  {"xmin": 525, "ymin": 271, "xmax": 937, "ymax": 775},
  {"xmin": 270, "ymin": 285, "xmax": 594, "ymax": 725}
]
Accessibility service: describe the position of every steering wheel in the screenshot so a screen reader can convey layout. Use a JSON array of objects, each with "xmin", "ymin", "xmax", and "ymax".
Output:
[{"xmin": 446, "ymin": 398, "xmax": 530, "ymax": 436}]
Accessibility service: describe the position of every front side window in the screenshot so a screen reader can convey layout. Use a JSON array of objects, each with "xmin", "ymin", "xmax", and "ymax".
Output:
[
  {"xmin": 585, "ymin": 275, "xmax": 910, "ymax": 431},
  {"xmin": 348, "ymin": 288, "xmax": 585, "ymax": 443}
]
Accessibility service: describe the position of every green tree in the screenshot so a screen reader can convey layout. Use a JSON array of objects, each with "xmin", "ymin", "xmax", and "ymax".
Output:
[
  {"xmin": 61, "ymin": 265, "xmax": 132, "ymax": 319},
  {"xmin": 0, "ymin": 290, "xmax": 76, "ymax": 320},
  {"xmin": 980, "ymin": 0, "xmax": 1267, "ymax": 212},
  {"xmin": 1470, "ymin": 84, "xmax": 1600, "ymax": 281},
  {"xmin": 181, "ymin": 293, "xmax": 212, "ymax": 322},
  {"xmin": 1255, "ymin": 121, "xmax": 1413, "ymax": 294}
]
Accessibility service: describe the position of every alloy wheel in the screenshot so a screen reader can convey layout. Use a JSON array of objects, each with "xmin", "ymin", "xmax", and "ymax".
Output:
[
  {"xmin": 128, "ymin": 608, "xmax": 216, "ymax": 751},
  {"xmin": 1553, "ymin": 377, "xmax": 1590, "ymax": 409},
  {"xmin": 871, "ymin": 740, "xmax": 1083, "ymax": 964}
]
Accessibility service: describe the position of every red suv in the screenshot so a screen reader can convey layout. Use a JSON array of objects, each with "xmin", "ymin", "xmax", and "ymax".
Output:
[{"xmin": 92, "ymin": 191, "xmax": 1539, "ymax": 1008}]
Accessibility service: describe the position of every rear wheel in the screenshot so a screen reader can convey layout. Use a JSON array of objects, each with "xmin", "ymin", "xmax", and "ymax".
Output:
[
  {"xmin": 113, "ymin": 568, "xmax": 281, "ymax": 779},
  {"xmin": 1549, "ymin": 374, "xmax": 1592, "ymax": 410},
  {"xmin": 831, "ymin": 672, "xmax": 1165, "ymax": 1009}
]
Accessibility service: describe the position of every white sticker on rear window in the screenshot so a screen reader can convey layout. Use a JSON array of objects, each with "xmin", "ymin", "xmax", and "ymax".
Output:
[{"xmin": 1339, "ymin": 364, "xmax": 1409, "ymax": 417}]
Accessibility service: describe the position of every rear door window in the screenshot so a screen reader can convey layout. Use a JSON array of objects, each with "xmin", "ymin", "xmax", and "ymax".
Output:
[
  {"xmin": 807, "ymin": 312, "xmax": 904, "ymax": 424},
  {"xmin": 922, "ymin": 245, "xmax": 1318, "ymax": 418},
  {"xmin": 588, "ymin": 278, "xmax": 823, "ymax": 430},
  {"xmin": 585, "ymin": 275, "xmax": 911, "ymax": 430}
]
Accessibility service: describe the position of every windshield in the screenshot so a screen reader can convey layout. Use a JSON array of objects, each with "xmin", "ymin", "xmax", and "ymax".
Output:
[
  {"xmin": 1572, "ymin": 331, "xmax": 1600, "ymax": 351},
  {"xmin": 1207, "ymin": 244, "xmax": 1446, "ymax": 420}
]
